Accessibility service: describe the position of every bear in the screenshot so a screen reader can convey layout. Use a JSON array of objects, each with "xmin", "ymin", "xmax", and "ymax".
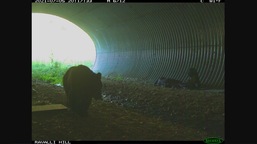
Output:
[
  {"xmin": 63, "ymin": 65, "xmax": 102, "ymax": 116},
  {"xmin": 154, "ymin": 77, "xmax": 184, "ymax": 89},
  {"xmin": 165, "ymin": 78, "xmax": 184, "ymax": 89},
  {"xmin": 187, "ymin": 67, "xmax": 201, "ymax": 89},
  {"xmin": 154, "ymin": 68, "xmax": 201, "ymax": 90},
  {"xmin": 154, "ymin": 77, "xmax": 166, "ymax": 87}
]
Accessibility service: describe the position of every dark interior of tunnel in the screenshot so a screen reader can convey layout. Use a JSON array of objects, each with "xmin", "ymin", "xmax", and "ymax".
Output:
[{"xmin": 32, "ymin": 3, "xmax": 224, "ymax": 89}]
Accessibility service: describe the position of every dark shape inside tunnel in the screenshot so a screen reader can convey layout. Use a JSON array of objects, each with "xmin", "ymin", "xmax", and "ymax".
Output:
[{"xmin": 32, "ymin": 3, "xmax": 224, "ymax": 89}]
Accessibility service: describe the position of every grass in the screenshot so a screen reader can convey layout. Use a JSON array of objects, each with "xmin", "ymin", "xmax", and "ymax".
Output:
[{"xmin": 32, "ymin": 60, "xmax": 93, "ymax": 85}]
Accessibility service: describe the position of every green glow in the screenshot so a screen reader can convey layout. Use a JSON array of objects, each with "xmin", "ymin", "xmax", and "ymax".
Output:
[{"xmin": 32, "ymin": 13, "xmax": 96, "ymax": 65}]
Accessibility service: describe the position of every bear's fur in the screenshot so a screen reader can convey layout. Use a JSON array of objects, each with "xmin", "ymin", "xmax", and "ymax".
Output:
[{"xmin": 63, "ymin": 65, "xmax": 102, "ymax": 116}]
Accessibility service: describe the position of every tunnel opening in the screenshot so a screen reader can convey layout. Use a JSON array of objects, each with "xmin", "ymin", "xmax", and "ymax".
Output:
[{"xmin": 32, "ymin": 13, "xmax": 96, "ymax": 84}]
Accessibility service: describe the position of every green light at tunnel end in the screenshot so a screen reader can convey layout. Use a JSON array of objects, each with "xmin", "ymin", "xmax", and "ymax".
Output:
[{"xmin": 203, "ymin": 137, "xmax": 224, "ymax": 144}]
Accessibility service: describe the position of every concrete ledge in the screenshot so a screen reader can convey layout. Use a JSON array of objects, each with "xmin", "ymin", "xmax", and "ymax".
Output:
[{"xmin": 32, "ymin": 104, "xmax": 67, "ymax": 112}]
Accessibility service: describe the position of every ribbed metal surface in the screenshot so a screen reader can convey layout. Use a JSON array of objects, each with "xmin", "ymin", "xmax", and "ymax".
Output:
[{"xmin": 32, "ymin": 3, "xmax": 224, "ymax": 89}]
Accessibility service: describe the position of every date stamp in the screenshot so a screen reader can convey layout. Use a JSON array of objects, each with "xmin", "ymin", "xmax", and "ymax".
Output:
[
  {"xmin": 35, "ymin": 0, "xmax": 65, "ymax": 3},
  {"xmin": 34, "ymin": 0, "xmax": 92, "ymax": 3},
  {"xmin": 67, "ymin": 0, "xmax": 92, "ymax": 3}
]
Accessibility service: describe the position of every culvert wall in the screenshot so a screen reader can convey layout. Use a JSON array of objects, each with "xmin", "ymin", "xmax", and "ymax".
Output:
[{"xmin": 32, "ymin": 3, "xmax": 224, "ymax": 89}]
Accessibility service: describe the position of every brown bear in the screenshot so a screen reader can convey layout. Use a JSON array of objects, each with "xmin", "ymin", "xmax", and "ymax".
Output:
[
  {"xmin": 63, "ymin": 65, "xmax": 102, "ymax": 116},
  {"xmin": 187, "ymin": 67, "xmax": 201, "ymax": 89}
]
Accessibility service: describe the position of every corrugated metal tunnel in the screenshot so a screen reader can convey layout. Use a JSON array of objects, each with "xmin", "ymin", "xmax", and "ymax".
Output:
[{"xmin": 32, "ymin": 3, "xmax": 224, "ymax": 89}]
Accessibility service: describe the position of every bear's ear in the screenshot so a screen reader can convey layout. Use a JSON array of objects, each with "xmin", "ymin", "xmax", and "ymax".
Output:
[{"xmin": 96, "ymin": 73, "xmax": 102, "ymax": 79}]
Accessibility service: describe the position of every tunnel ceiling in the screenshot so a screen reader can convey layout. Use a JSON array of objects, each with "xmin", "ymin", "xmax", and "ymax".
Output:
[{"xmin": 32, "ymin": 3, "xmax": 225, "ymax": 89}]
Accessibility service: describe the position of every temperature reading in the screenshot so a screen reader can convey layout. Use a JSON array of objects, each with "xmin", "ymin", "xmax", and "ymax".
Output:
[
  {"xmin": 107, "ymin": 0, "xmax": 125, "ymax": 3},
  {"xmin": 209, "ymin": 0, "xmax": 221, "ymax": 3}
]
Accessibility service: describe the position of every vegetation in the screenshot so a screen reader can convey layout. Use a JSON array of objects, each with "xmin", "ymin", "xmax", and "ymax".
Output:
[
  {"xmin": 32, "ymin": 60, "xmax": 94, "ymax": 85},
  {"xmin": 114, "ymin": 74, "xmax": 124, "ymax": 81}
]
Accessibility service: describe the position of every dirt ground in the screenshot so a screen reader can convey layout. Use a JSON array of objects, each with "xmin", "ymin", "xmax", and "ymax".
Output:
[{"xmin": 32, "ymin": 78, "xmax": 224, "ymax": 141}]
